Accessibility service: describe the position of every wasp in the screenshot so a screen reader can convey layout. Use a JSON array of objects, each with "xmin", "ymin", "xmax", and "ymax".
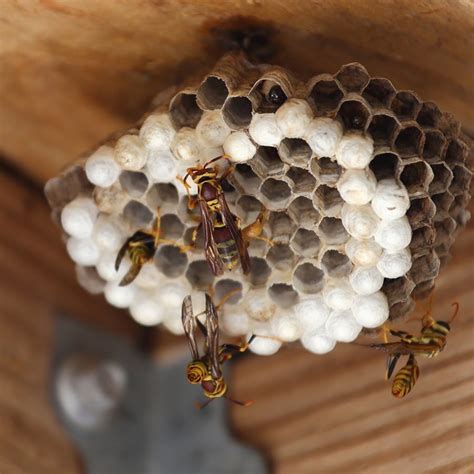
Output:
[
  {"xmin": 115, "ymin": 209, "xmax": 181, "ymax": 286},
  {"xmin": 181, "ymin": 156, "xmax": 271, "ymax": 276},
  {"xmin": 370, "ymin": 300, "xmax": 459, "ymax": 398},
  {"xmin": 181, "ymin": 293, "xmax": 255, "ymax": 409}
]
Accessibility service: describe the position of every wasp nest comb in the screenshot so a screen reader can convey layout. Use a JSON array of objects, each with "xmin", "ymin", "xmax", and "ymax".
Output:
[{"xmin": 45, "ymin": 52, "xmax": 472, "ymax": 356}]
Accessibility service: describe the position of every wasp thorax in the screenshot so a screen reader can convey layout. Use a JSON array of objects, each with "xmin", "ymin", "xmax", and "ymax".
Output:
[
  {"xmin": 202, "ymin": 378, "xmax": 227, "ymax": 398},
  {"xmin": 186, "ymin": 360, "xmax": 207, "ymax": 384}
]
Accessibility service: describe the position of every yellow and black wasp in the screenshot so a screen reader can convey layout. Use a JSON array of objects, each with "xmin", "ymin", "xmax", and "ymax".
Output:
[
  {"xmin": 115, "ymin": 209, "xmax": 180, "ymax": 286},
  {"xmin": 181, "ymin": 293, "xmax": 255, "ymax": 409},
  {"xmin": 181, "ymin": 156, "xmax": 271, "ymax": 276},
  {"xmin": 370, "ymin": 300, "xmax": 459, "ymax": 398}
]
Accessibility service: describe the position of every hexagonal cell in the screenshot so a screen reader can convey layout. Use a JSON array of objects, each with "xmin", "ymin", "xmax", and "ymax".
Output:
[
  {"xmin": 197, "ymin": 76, "xmax": 229, "ymax": 110},
  {"xmin": 367, "ymin": 113, "xmax": 400, "ymax": 146},
  {"xmin": 268, "ymin": 283, "xmax": 299, "ymax": 309},
  {"xmin": 337, "ymin": 99, "xmax": 371, "ymax": 130},
  {"xmin": 449, "ymin": 165, "xmax": 472, "ymax": 195},
  {"xmin": 279, "ymin": 138, "xmax": 312, "ymax": 168},
  {"xmin": 432, "ymin": 191, "xmax": 454, "ymax": 213},
  {"xmin": 169, "ymin": 92, "xmax": 202, "ymax": 129},
  {"xmin": 307, "ymin": 77, "xmax": 344, "ymax": 114},
  {"xmin": 318, "ymin": 217, "xmax": 349, "ymax": 245},
  {"xmin": 434, "ymin": 217, "xmax": 457, "ymax": 247},
  {"xmin": 313, "ymin": 185, "xmax": 344, "ymax": 217},
  {"xmin": 394, "ymin": 125, "xmax": 424, "ymax": 157},
  {"xmin": 214, "ymin": 279, "xmax": 243, "ymax": 305},
  {"xmin": 444, "ymin": 138, "xmax": 469, "ymax": 167},
  {"xmin": 268, "ymin": 212, "xmax": 295, "ymax": 244},
  {"xmin": 390, "ymin": 91, "xmax": 421, "ymax": 120},
  {"xmin": 119, "ymin": 171, "xmax": 149, "ymax": 198},
  {"xmin": 185, "ymin": 260, "xmax": 215, "ymax": 290},
  {"xmin": 422, "ymin": 130, "xmax": 447, "ymax": 162},
  {"xmin": 438, "ymin": 112, "xmax": 461, "ymax": 138},
  {"xmin": 321, "ymin": 250, "xmax": 353, "ymax": 277},
  {"xmin": 220, "ymin": 178, "xmax": 238, "ymax": 205},
  {"xmin": 293, "ymin": 262, "xmax": 325, "ymax": 294},
  {"xmin": 122, "ymin": 200, "xmax": 153, "ymax": 229},
  {"xmin": 236, "ymin": 195, "xmax": 263, "ymax": 226},
  {"xmin": 409, "ymin": 225, "xmax": 435, "ymax": 258},
  {"xmin": 382, "ymin": 276, "xmax": 415, "ymax": 307},
  {"xmin": 416, "ymin": 102, "xmax": 442, "ymax": 128},
  {"xmin": 406, "ymin": 196, "xmax": 436, "ymax": 229},
  {"xmin": 160, "ymin": 214, "xmax": 185, "ymax": 240},
  {"xmin": 399, "ymin": 161, "xmax": 433, "ymax": 195},
  {"xmin": 266, "ymin": 243, "xmax": 297, "ymax": 272},
  {"xmin": 286, "ymin": 168, "xmax": 317, "ymax": 194},
  {"xmin": 290, "ymin": 228, "xmax": 321, "ymax": 258},
  {"xmin": 146, "ymin": 183, "xmax": 179, "ymax": 211},
  {"xmin": 362, "ymin": 78, "xmax": 396, "ymax": 108},
  {"xmin": 259, "ymin": 178, "xmax": 292, "ymax": 211},
  {"xmin": 389, "ymin": 298, "xmax": 415, "ymax": 322},
  {"xmin": 183, "ymin": 225, "xmax": 205, "ymax": 251},
  {"xmin": 222, "ymin": 96, "xmax": 253, "ymax": 129},
  {"xmin": 247, "ymin": 257, "xmax": 272, "ymax": 287},
  {"xmin": 230, "ymin": 163, "xmax": 262, "ymax": 195},
  {"xmin": 288, "ymin": 196, "xmax": 321, "ymax": 228},
  {"xmin": 408, "ymin": 251, "xmax": 440, "ymax": 285},
  {"xmin": 411, "ymin": 279, "xmax": 436, "ymax": 300},
  {"xmin": 429, "ymin": 163, "xmax": 453, "ymax": 194},
  {"xmin": 251, "ymin": 79, "xmax": 288, "ymax": 113},
  {"xmin": 335, "ymin": 63, "xmax": 370, "ymax": 92},
  {"xmin": 251, "ymin": 146, "xmax": 285, "ymax": 177},
  {"xmin": 155, "ymin": 245, "xmax": 188, "ymax": 278},
  {"xmin": 448, "ymin": 193, "xmax": 470, "ymax": 222},
  {"xmin": 310, "ymin": 157, "xmax": 342, "ymax": 186},
  {"xmin": 369, "ymin": 152, "xmax": 400, "ymax": 180}
]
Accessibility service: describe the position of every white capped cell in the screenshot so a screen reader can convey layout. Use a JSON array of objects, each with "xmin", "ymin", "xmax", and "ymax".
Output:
[
  {"xmin": 304, "ymin": 117, "xmax": 343, "ymax": 157},
  {"xmin": 163, "ymin": 316, "xmax": 185, "ymax": 335},
  {"xmin": 352, "ymin": 292, "xmax": 389, "ymax": 328},
  {"xmin": 243, "ymin": 289, "xmax": 276, "ymax": 321},
  {"xmin": 249, "ymin": 336, "xmax": 282, "ymax": 356},
  {"xmin": 67, "ymin": 237, "xmax": 101, "ymax": 266},
  {"xmin": 93, "ymin": 215, "xmax": 124, "ymax": 251},
  {"xmin": 139, "ymin": 113, "xmax": 176, "ymax": 151},
  {"xmin": 223, "ymin": 131, "xmax": 257, "ymax": 163},
  {"xmin": 249, "ymin": 113, "xmax": 283, "ymax": 147},
  {"xmin": 377, "ymin": 248, "xmax": 412, "ymax": 278},
  {"xmin": 146, "ymin": 149, "xmax": 178, "ymax": 183},
  {"xmin": 371, "ymin": 179, "xmax": 410, "ymax": 221},
  {"xmin": 130, "ymin": 296, "xmax": 165, "ymax": 326},
  {"xmin": 325, "ymin": 309, "xmax": 362, "ymax": 342},
  {"xmin": 337, "ymin": 169, "xmax": 377, "ymax": 205},
  {"xmin": 301, "ymin": 332, "xmax": 336, "ymax": 354},
  {"xmin": 133, "ymin": 264, "xmax": 164, "ymax": 289},
  {"xmin": 336, "ymin": 132, "xmax": 374, "ymax": 169},
  {"xmin": 221, "ymin": 307, "xmax": 250, "ymax": 337},
  {"xmin": 156, "ymin": 280, "xmax": 190, "ymax": 309},
  {"xmin": 323, "ymin": 278, "xmax": 355, "ymax": 310},
  {"xmin": 104, "ymin": 282, "xmax": 136, "ymax": 309},
  {"xmin": 275, "ymin": 99, "xmax": 313, "ymax": 138},
  {"xmin": 171, "ymin": 127, "xmax": 201, "ymax": 162},
  {"xmin": 374, "ymin": 216, "xmax": 412, "ymax": 251},
  {"xmin": 272, "ymin": 312, "xmax": 303, "ymax": 342},
  {"xmin": 61, "ymin": 197, "xmax": 99, "ymax": 239},
  {"xmin": 114, "ymin": 135, "xmax": 147, "ymax": 171},
  {"xmin": 196, "ymin": 110, "xmax": 231, "ymax": 147},
  {"xmin": 345, "ymin": 238, "xmax": 383, "ymax": 267},
  {"xmin": 85, "ymin": 146, "xmax": 121, "ymax": 188},
  {"xmin": 293, "ymin": 296, "xmax": 330, "ymax": 333},
  {"xmin": 96, "ymin": 251, "xmax": 128, "ymax": 282},
  {"xmin": 349, "ymin": 266, "xmax": 384, "ymax": 295},
  {"xmin": 341, "ymin": 203, "xmax": 380, "ymax": 240}
]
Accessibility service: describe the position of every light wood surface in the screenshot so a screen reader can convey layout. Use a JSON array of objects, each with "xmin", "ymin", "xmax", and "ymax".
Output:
[{"xmin": 1, "ymin": 0, "xmax": 473, "ymax": 183}]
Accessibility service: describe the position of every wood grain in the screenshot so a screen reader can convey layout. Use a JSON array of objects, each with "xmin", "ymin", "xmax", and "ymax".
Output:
[{"xmin": 1, "ymin": 0, "xmax": 473, "ymax": 183}]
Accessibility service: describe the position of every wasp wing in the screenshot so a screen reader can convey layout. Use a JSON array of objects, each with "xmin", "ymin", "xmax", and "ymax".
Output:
[
  {"xmin": 198, "ymin": 199, "xmax": 224, "ymax": 276},
  {"xmin": 119, "ymin": 263, "xmax": 142, "ymax": 286},
  {"xmin": 217, "ymin": 191, "xmax": 250, "ymax": 274},
  {"xmin": 205, "ymin": 293, "xmax": 222, "ymax": 380},
  {"xmin": 115, "ymin": 238, "xmax": 132, "ymax": 271},
  {"xmin": 386, "ymin": 353, "xmax": 401, "ymax": 380},
  {"xmin": 182, "ymin": 295, "xmax": 200, "ymax": 360}
]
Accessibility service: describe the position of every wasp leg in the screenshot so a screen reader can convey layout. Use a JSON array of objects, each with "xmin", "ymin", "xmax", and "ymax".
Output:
[
  {"xmin": 379, "ymin": 324, "xmax": 391, "ymax": 344},
  {"xmin": 449, "ymin": 302, "xmax": 460, "ymax": 323},
  {"xmin": 225, "ymin": 395, "xmax": 253, "ymax": 407},
  {"xmin": 242, "ymin": 209, "xmax": 274, "ymax": 246}
]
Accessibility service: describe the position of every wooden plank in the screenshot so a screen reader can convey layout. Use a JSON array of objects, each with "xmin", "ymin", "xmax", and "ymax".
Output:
[{"xmin": 0, "ymin": 0, "xmax": 473, "ymax": 182}]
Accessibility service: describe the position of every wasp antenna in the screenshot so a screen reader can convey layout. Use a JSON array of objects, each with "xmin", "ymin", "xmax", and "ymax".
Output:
[
  {"xmin": 449, "ymin": 302, "xmax": 460, "ymax": 323},
  {"xmin": 195, "ymin": 398, "xmax": 214, "ymax": 411}
]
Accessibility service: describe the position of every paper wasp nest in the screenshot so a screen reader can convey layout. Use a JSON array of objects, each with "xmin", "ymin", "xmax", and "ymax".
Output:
[{"xmin": 45, "ymin": 52, "xmax": 472, "ymax": 356}]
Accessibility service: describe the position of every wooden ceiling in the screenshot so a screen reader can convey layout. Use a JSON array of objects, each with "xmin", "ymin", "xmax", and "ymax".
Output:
[{"xmin": 1, "ymin": 0, "xmax": 473, "ymax": 183}]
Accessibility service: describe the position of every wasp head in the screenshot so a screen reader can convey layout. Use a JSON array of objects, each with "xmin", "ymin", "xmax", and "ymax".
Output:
[{"xmin": 186, "ymin": 360, "xmax": 208, "ymax": 384}]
